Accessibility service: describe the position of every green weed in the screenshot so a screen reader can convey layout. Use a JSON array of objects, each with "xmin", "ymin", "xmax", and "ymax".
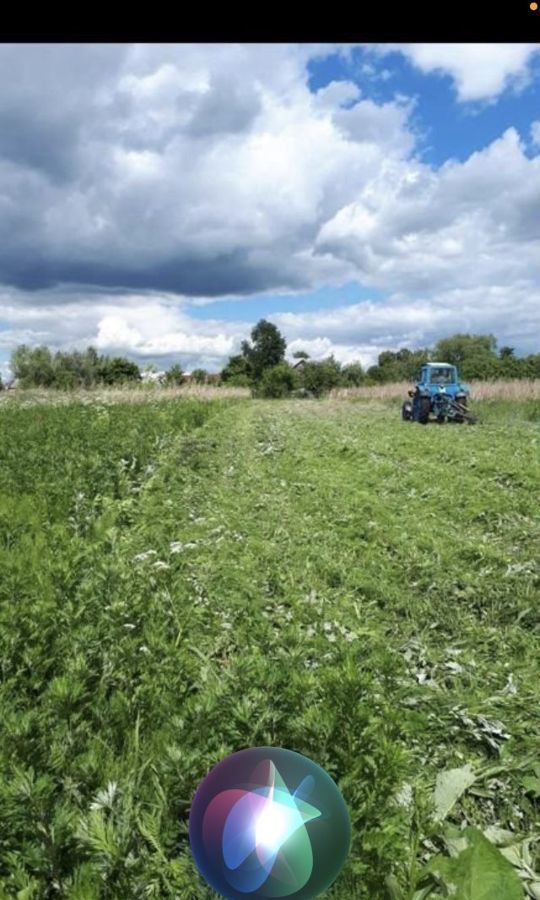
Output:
[{"xmin": 0, "ymin": 397, "xmax": 538, "ymax": 897}]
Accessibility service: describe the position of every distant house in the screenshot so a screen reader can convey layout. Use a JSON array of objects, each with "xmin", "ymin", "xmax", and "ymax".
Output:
[{"xmin": 141, "ymin": 370, "xmax": 166, "ymax": 384}]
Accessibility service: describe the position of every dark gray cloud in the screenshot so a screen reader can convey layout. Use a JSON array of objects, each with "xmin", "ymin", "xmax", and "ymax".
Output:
[
  {"xmin": 0, "ymin": 44, "xmax": 415, "ymax": 297},
  {"xmin": 0, "ymin": 249, "xmax": 310, "ymax": 297},
  {"xmin": 0, "ymin": 106, "xmax": 81, "ymax": 182}
]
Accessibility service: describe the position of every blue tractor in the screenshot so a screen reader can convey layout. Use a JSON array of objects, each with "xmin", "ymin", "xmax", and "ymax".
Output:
[{"xmin": 402, "ymin": 363, "xmax": 477, "ymax": 424}]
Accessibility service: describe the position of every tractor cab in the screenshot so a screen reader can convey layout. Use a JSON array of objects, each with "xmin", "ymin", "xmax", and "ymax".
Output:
[
  {"xmin": 416, "ymin": 363, "xmax": 468, "ymax": 399},
  {"xmin": 423, "ymin": 364, "xmax": 457, "ymax": 386}
]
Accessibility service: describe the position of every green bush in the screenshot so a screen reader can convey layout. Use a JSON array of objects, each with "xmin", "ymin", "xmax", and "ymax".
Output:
[
  {"xmin": 97, "ymin": 357, "xmax": 142, "ymax": 385},
  {"xmin": 163, "ymin": 365, "xmax": 185, "ymax": 386},
  {"xmin": 191, "ymin": 368, "xmax": 208, "ymax": 385},
  {"xmin": 255, "ymin": 362, "xmax": 295, "ymax": 398}
]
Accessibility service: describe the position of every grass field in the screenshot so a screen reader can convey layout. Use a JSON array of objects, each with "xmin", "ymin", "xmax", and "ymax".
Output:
[{"xmin": 0, "ymin": 395, "xmax": 539, "ymax": 898}]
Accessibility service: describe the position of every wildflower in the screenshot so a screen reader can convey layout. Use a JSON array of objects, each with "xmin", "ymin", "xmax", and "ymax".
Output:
[
  {"xmin": 90, "ymin": 782, "xmax": 118, "ymax": 811},
  {"xmin": 133, "ymin": 550, "xmax": 157, "ymax": 562}
]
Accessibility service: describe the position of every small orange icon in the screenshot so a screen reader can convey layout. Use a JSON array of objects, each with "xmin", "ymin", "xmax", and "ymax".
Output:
[{"xmin": 531, "ymin": 2, "xmax": 538, "ymax": 9}]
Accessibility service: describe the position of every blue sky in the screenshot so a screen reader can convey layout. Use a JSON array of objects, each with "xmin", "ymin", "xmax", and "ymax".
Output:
[
  {"xmin": 307, "ymin": 46, "xmax": 540, "ymax": 165},
  {"xmin": 188, "ymin": 283, "xmax": 383, "ymax": 322},
  {"xmin": 0, "ymin": 43, "xmax": 539, "ymax": 377}
]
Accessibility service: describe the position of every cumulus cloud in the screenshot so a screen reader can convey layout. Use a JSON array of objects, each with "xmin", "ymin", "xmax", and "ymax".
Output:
[
  {"xmin": 0, "ymin": 43, "xmax": 538, "ymax": 375},
  {"xmin": 276, "ymin": 281, "xmax": 540, "ymax": 365},
  {"xmin": 315, "ymin": 128, "xmax": 540, "ymax": 294},
  {"xmin": 369, "ymin": 44, "xmax": 540, "ymax": 102},
  {"xmin": 0, "ymin": 288, "xmax": 248, "ymax": 374},
  {"xmin": 0, "ymin": 43, "xmax": 415, "ymax": 297}
]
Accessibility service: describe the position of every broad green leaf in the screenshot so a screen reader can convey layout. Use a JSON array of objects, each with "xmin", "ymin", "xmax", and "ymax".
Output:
[
  {"xmin": 433, "ymin": 763, "xmax": 477, "ymax": 821},
  {"xmin": 385, "ymin": 874, "xmax": 403, "ymax": 899},
  {"xmin": 500, "ymin": 835, "xmax": 540, "ymax": 872},
  {"xmin": 521, "ymin": 775, "xmax": 540, "ymax": 798},
  {"xmin": 499, "ymin": 844, "xmax": 523, "ymax": 867},
  {"xmin": 482, "ymin": 825, "xmax": 516, "ymax": 846},
  {"xmin": 443, "ymin": 823, "xmax": 469, "ymax": 858},
  {"xmin": 425, "ymin": 826, "xmax": 524, "ymax": 900}
]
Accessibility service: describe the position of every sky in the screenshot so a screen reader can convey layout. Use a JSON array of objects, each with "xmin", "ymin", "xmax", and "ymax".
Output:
[{"xmin": 0, "ymin": 42, "xmax": 539, "ymax": 378}]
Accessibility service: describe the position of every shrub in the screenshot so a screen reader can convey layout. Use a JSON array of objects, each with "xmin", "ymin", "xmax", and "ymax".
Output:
[
  {"xmin": 255, "ymin": 362, "xmax": 295, "ymax": 398},
  {"xmin": 163, "ymin": 365, "xmax": 185, "ymax": 386}
]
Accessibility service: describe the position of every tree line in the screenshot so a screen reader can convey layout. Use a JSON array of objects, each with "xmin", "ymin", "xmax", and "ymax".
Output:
[
  {"xmin": 2, "ymin": 346, "xmax": 213, "ymax": 390},
  {"xmin": 3, "ymin": 325, "xmax": 540, "ymax": 395},
  {"xmin": 220, "ymin": 324, "xmax": 540, "ymax": 397}
]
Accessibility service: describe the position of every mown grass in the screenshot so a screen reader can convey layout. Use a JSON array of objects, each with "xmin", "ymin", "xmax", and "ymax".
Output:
[{"xmin": 0, "ymin": 397, "xmax": 539, "ymax": 898}]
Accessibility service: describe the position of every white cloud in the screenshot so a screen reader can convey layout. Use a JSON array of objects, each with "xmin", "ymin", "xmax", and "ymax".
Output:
[
  {"xmin": 0, "ymin": 289, "xmax": 248, "ymax": 375},
  {"xmin": 0, "ymin": 43, "xmax": 415, "ymax": 296},
  {"xmin": 369, "ymin": 44, "xmax": 540, "ymax": 102},
  {"xmin": 275, "ymin": 282, "xmax": 540, "ymax": 363},
  {"xmin": 0, "ymin": 44, "xmax": 539, "ymax": 375},
  {"xmin": 315, "ymin": 128, "xmax": 540, "ymax": 295}
]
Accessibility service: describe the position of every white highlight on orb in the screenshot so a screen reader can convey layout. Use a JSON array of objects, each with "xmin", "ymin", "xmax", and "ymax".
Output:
[{"xmin": 256, "ymin": 803, "xmax": 287, "ymax": 850}]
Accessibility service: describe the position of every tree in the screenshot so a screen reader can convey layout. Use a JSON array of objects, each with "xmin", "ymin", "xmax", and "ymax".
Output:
[
  {"xmin": 191, "ymin": 368, "xmax": 208, "ymax": 385},
  {"xmin": 97, "ymin": 357, "xmax": 142, "ymax": 385},
  {"xmin": 241, "ymin": 319, "xmax": 287, "ymax": 381},
  {"xmin": 499, "ymin": 346, "xmax": 515, "ymax": 360},
  {"xmin": 11, "ymin": 344, "xmax": 56, "ymax": 387},
  {"xmin": 523, "ymin": 354, "xmax": 540, "ymax": 378},
  {"xmin": 341, "ymin": 362, "xmax": 364, "ymax": 386},
  {"xmin": 10, "ymin": 344, "xmax": 105, "ymax": 389},
  {"xmin": 80, "ymin": 347, "xmax": 101, "ymax": 386},
  {"xmin": 54, "ymin": 347, "xmax": 106, "ymax": 388},
  {"xmin": 431, "ymin": 334, "xmax": 498, "ymax": 379},
  {"xmin": 10, "ymin": 345, "xmax": 31, "ymax": 385},
  {"xmin": 365, "ymin": 347, "xmax": 428, "ymax": 383},
  {"xmin": 53, "ymin": 355, "xmax": 77, "ymax": 390},
  {"xmin": 292, "ymin": 350, "xmax": 310, "ymax": 360},
  {"xmin": 164, "ymin": 364, "xmax": 185, "ymax": 386},
  {"xmin": 297, "ymin": 356, "xmax": 343, "ymax": 397},
  {"xmin": 220, "ymin": 354, "xmax": 251, "ymax": 386},
  {"xmin": 378, "ymin": 350, "xmax": 397, "ymax": 369}
]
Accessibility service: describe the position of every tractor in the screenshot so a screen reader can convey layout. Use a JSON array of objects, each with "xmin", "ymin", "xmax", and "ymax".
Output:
[{"xmin": 401, "ymin": 363, "xmax": 477, "ymax": 424}]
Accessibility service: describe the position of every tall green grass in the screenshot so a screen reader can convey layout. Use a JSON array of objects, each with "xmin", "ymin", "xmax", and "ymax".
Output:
[{"xmin": 0, "ymin": 397, "xmax": 538, "ymax": 898}]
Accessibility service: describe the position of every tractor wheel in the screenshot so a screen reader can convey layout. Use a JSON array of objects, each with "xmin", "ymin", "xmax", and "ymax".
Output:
[
  {"xmin": 455, "ymin": 395, "xmax": 468, "ymax": 423},
  {"xmin": 437, "ymin": 415, "xmax": 446, "ymax": 424},
  {"xmin": 418, "ymin": 397, "xmax": 431, "ymax": 425}
]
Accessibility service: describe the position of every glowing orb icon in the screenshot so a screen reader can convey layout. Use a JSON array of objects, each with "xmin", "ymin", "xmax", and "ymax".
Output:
[{"xmin": 189, "ymin": 747, "xmax": 351, "ymax": 899}]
